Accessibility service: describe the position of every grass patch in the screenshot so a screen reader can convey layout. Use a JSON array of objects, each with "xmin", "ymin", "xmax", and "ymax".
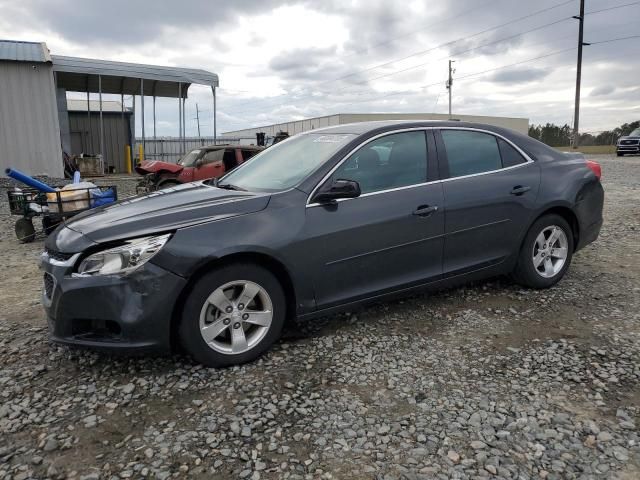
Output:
[{"xmin": 556, "ymin": 145, "xmax": 616, "ymax": 154}]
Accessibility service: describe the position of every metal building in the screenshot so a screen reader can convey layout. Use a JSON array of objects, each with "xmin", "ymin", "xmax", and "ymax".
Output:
[
  {"xmin": 222, "ymin": 113, "xmax": 530, "ymax": 143},
  {"xmin": 0, "ymin": 41, "xmax": 63, "ymax": 177},
  {"xmin": 0, "ymin": 39, "xmax": 219, "ymax": 176},
  {"xmin": 65, "ymin": 100, "xmax": 133, "ymax": 173}
]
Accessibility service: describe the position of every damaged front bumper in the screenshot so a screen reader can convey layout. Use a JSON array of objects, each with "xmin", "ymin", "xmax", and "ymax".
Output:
[{"xmin": 40, "ymin": 251, "xmax": 186, "ymax": 353}]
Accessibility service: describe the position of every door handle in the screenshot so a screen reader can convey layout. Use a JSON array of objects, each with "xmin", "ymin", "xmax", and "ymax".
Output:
[
  {"xmin": 413, "ymin": 205, "xmax": 438, "ymax": 217},
  {"xmin": 510, "ymin": 185, "xmax": 531, "ymax": 196}
]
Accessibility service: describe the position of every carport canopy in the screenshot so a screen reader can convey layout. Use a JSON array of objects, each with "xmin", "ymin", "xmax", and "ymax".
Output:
[
  {"xmin": 51, "ymin": 55, "xmax": 219, "ymax": 166},
  {"xmin": 51, "ymin": 55, "xmax": 218, "ymax": 97}
]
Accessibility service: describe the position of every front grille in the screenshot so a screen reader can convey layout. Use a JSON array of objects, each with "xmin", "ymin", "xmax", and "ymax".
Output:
[
  {"xmin": 621, "ymin": 139, "xmax": 639, "ymax": 145},
  {"xmin": 45, "ymin": 248, "xmax": 74, "ymax": 262},
  {"xmin": 43, "ymin": 273, "xmax": 55, "ymax": 299}
]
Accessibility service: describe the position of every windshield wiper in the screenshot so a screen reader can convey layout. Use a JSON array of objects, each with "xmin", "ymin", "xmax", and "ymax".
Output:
[{"xmin": 217, "ymin": 182, "xmax": 246, "ymax": 191}]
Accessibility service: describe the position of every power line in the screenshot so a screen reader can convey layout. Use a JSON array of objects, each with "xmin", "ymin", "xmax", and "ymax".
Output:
[
  {"xmin": 224, "ymin": 0, "xmax": 577, "ymax": 112},
  {"xmin": 339, "ymin": 0, "xmax": 501, "ymax": 59},
  {"xmin": 340, "ymin": 36, "xmax": 638, "ymax": 110},
  {"xmin": 225, "ymin": 12, "xmax": 639, "ymax": 122},
  {"xmin": 589, "ymin": 34, "xmax": 640, "ymax": 45},
  {"xmin": 334, "ymin": 17, "xmax": 574, "ymax": 92},
  {"xmin": 227, "ymin": 19, "xmax": 579, "ymax": 118},
  {"xmin": 585, "ymin": 0, "xmax": 640, "ymax": 15},
  {"xmin": 321, "ymin": 0, "xmax": 576, "ymax": 87}
]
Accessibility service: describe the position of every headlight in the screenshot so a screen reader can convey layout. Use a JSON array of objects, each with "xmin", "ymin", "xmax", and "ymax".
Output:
[{"xmin": 76, "ymin": 234, "xmax": 171, "ymax": 276}]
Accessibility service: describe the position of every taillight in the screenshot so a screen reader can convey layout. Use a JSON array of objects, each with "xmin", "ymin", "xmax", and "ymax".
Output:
[{"xmin": 586, "ymin": 160, "xmax": 601, "ymax": 180}]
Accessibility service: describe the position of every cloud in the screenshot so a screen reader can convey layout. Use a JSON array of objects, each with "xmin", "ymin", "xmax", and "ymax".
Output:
[
  {"xmin": 590, "ymin": 85, "xmax": 615, "ymax": 97},
  {"xmin": 488, "ymin": 66, "xmax": 551, "ymax": 84},
  {"xmin": 1, "ymin": 0, "xmax": 639, "ymax": 134}
]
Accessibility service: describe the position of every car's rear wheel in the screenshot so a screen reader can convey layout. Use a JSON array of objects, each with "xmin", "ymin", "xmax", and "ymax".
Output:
[
  {"xmin": 512, "ymin": 214, "xmax": 574, "ymax": 289},
  {"xmin": 179, "ymin": 263, "xmax": 286, "ymax": 367}
]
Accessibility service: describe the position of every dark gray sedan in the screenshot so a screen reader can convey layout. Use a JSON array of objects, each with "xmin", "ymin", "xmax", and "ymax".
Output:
[{"xmin": 41, "ymin": 121, "xmax": 604, "ymax": 367}]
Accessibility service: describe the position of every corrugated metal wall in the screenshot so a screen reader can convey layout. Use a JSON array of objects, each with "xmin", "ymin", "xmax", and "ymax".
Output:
[
  {"xmin": 222, "ymin": 114, "xmax": 341, "ymax": 138},
  {"xmin": 135, "ymin": 137, "xmax": 217, "ymax": 163},
  {"xmin": 222, "ymin": 113, "xmax": 529, "ymax": 138},
  {"xmin": 68, "ymin": 112, "xmax": 132, "ymax": 173},
  {"xmin": 0, "ymin": 61, "xmax": 63, "ymax": 176}
]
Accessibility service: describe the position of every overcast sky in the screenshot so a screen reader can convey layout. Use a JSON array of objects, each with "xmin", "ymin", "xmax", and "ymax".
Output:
[{"xmin": 1, "ymin": 0, "xmax": 638, "ymax": 137}]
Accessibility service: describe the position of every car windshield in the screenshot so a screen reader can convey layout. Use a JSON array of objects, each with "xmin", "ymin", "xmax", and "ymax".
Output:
[
  {"xmin": 219, "ymin": 133, "xmax": 355, "ymax": 192},
  {"xmin": 178, "ymin": 149, "xmax": 202, "ymax": 167},
  {"xmin": 629, "ymin": 128, "xmax": 640, "ymax": 137}
]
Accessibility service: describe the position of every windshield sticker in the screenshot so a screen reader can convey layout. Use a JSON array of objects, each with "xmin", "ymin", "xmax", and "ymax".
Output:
[{"xmin": 313, "ymin": 135, "xmax": 351, "ymax": 143}]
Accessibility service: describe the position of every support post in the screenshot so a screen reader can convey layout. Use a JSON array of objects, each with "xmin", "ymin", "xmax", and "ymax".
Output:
[
  {"xmin": 86, "ymin": 79, "xmax": 92, "ymax": 153},
  {"xmin": 153, "ymin": 95, "xmax": 157, "ymax": 156},
  {"xmin": 178, "ymin": 83, "xmax": 182, "ymax": 156},
  {"xmin": 141, "ymin": 79, "xmax": 145, "ymax": 156},
  {"xmin": 182, "ymin": 96, "xmax": 186, "ymax": 155},
  {"xmin": 99, "ymin": 75, "xmax": 104, "ymax": 168},
  {"xmin": 572, "ymin": 0, "xmax": 586, "ymax": 149},
  {"xmin": 125, "ymin": 145, "xmax": 132, "ymax": 174},
  {"xmin": 212, "ymin": 86, "xmax": 217, "ymax": 145},
  {"xmin": 121, "ymin": 92, "xmax": 125, "ymax": 172},
  {"xmin": 132, "ymin": 94, "xmax": 136, "ymax": 160},
  {"xmin": 446, "ymin": 59, "xmax": 455, "ymax": 118}
]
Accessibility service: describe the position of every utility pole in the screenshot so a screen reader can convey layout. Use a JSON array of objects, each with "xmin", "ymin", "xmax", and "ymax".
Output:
[
  {"xmin": 446, "ymin": 59, "xmax": 455, "ymax": 117},
  {"xmin": 572, "ymin": 0, "xmax": 587, "ymax": 149},
  {"xmin": 195, "ymin": 103, "xmax": 201, "ymax": 138}
]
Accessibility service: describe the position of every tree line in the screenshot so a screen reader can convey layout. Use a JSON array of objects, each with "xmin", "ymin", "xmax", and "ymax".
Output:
[{"xmin": 528, "ymin": 120, "xmax": 640, "ymax": 147}]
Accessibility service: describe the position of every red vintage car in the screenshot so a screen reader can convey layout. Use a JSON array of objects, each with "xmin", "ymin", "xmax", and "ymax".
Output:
[{"xmin": 135, "ymin": 145, "xmax": 263, "ymax": 191}]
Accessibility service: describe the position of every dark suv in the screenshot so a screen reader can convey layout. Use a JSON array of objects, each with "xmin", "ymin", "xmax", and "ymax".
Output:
[{"xmin": 617, "ymin": 128, "xmax": 640, "ymax": 156}]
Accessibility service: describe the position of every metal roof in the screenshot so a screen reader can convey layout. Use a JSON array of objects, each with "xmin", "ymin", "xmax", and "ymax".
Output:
[
  {"xmin": 52, "ymin": 55, "xmax": 219, "ymax": 98},
  {"xmin": 0, "ymin": 40, "xmax": 51, "ymax": 63},
  {"xmin": 66, "ymin": 99, "xmax": 132, "ymax": 113}
]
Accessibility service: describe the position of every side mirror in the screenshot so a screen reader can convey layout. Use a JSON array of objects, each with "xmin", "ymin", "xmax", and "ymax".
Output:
[
  {"xmin": 195, "ymin": 159, "xmax": 204, "ymax": 168},
  {"xmin": 313, "ymin": 179, "xmax": 361, "ymax": 203}
]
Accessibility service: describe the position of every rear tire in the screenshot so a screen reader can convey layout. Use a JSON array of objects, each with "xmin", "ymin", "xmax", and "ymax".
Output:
[
  {"xmin": 512, "ymin": 214, "xmax": 574, "ymax": 289},
  {"xmin": 179, "ymin": 263, "xmax": 286, "ymax": 367},
  {"xmin": 15, "ymin": 218, "xmax": 36, "ymax": 243}
]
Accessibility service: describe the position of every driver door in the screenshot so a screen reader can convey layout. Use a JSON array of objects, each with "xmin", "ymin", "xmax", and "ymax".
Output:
[
  {"xmin": 302, "ymin": 130, "xmax": 444, "ymax": 308},
  {"xmin": 194, "ymin": 150, "xmax": 225, "ymax": 181}
]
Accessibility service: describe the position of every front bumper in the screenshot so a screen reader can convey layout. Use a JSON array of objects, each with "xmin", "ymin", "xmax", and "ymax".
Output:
[
  {"xmin": 617, "ymin": 145, "xmax": 639, "ymax": 154},
  {"xmin": 41, "ymin": 253, "xmax": 187, "ymax": 354}
]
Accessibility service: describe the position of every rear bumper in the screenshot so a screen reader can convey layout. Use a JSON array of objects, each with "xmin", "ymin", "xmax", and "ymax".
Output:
[
  {"xmin": 42, "ymin": 258, "xmax": 187, "ymax": 354},
  {"xmin": 576, "ymin": 217, "xmax": 602, "ymax": 251}
]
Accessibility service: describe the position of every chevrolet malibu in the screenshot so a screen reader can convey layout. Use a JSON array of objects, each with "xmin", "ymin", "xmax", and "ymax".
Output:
[{"xmin": 41, "ymin": 121, "xmax": 604, "ymax": 367}]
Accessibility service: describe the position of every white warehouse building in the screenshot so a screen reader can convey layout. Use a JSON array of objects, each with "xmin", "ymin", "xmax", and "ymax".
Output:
[{"xmin": 222, "ymin": 112, "xmax": 529, "ymax": 143}]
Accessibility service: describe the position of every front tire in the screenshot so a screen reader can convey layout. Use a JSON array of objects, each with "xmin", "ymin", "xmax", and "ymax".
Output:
[
  {"xmin": 179, "ymin": 263, "xmax": 286, "ymax": 367},
  {"xmin": 512, "ymin": 214, "xmax": 574, "ymax": 289}
]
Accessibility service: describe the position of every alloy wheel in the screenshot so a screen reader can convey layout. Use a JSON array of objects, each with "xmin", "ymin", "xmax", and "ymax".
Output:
[
  {"xmin": 199, "ymin": 280, "xmax": 273, "ymax": 354},
  {"xmin": 532, "ymin": 225, "xmax": 568, "ymax": 278}
]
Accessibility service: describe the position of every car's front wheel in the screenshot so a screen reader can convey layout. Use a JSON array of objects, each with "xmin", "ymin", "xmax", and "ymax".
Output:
[
  {"xmin": 512, "ymin": 214, "xmax": 574, "ymax": 289},
  {"xmin": 179, "ymin": 263, "xmax": 286, "ymax": 367}
]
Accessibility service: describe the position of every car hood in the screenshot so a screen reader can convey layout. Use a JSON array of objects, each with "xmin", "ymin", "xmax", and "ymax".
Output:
[
  {"xmin": 47, "ymin": 182, "xmax": 270, "ymax": 253},
  {"xmin": 135, "ymin": 160, "xmax": 184, "ymax": 175}
]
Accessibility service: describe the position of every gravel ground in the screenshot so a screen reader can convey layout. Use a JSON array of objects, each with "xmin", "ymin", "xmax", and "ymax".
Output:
[{"xmin": 0, "ymin": 155, "xmax": 639, "ymax": 480}]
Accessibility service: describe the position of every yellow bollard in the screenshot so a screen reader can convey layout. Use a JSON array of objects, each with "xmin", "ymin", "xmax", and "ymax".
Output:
[
  {"xmin": 138, "ymin": 144, "xmax": 144, "ymax": 164},
  {"xmin": 125, "ymin": 145, "xmax": 132, "ymax": 174}
]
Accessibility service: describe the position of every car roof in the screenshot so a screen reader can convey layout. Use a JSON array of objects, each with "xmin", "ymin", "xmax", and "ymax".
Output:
[
  {"xmin": 302, "ymin": 120, "xmax": 514, "ymax": 135},
  {"xmin": 198, "ymin": 144, "xmax": 263, "ymax": 150}
]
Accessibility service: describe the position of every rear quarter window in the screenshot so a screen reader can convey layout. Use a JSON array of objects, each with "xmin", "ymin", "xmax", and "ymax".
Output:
[{"xmin": 498, "ymin": 138, "xmax": 528, "ymax": 167}]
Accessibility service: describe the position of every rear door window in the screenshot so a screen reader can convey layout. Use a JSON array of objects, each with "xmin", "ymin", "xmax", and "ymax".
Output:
[{"xmin": 441, "ymin": 130, "xmax": 502, "ymax": 178}]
